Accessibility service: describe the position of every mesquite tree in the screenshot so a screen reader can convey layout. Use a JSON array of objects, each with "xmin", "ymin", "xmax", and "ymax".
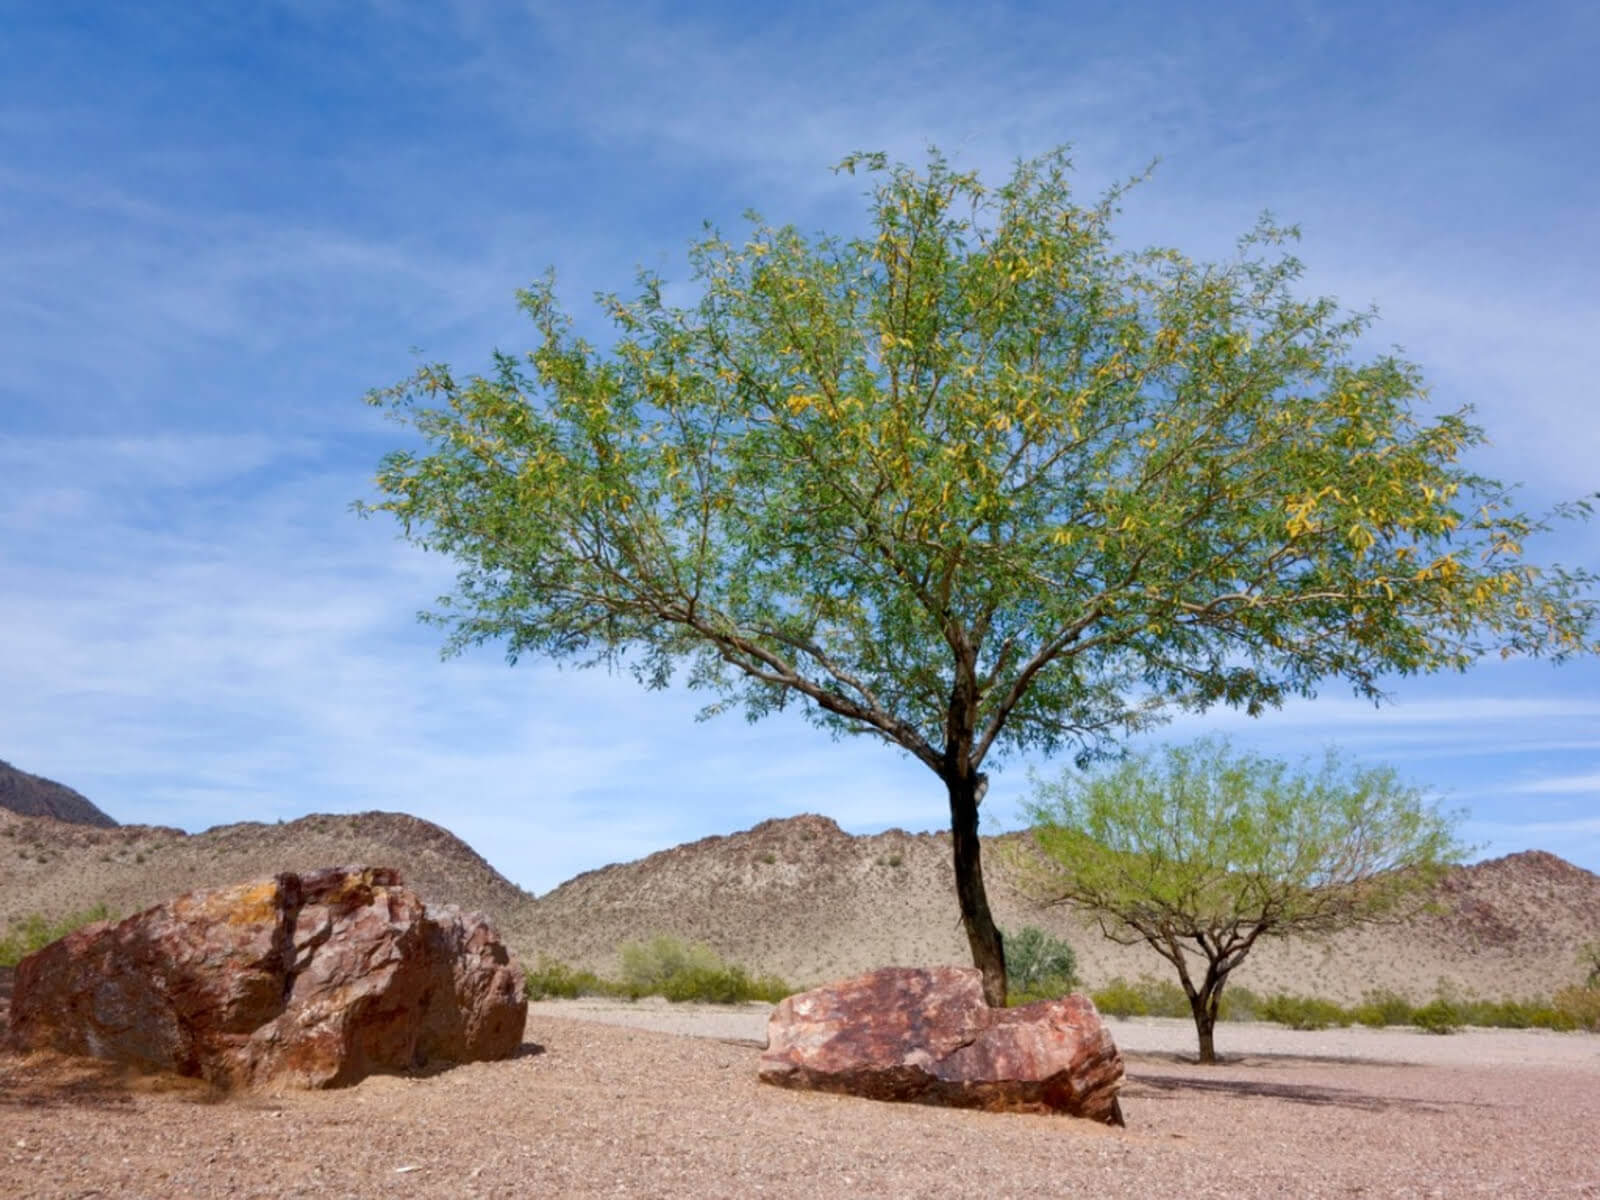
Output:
[
  {"xmin": 1017, "ymin": 739, "xmax": 1465, "ymax": 1062},
  {"xmin": 361, "ymin": 148, "xmax": 1595, "ymax": 1005}
]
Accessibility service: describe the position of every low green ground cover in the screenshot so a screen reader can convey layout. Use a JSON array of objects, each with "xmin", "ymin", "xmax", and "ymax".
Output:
[
  {"xmin": 1084, "ymin": 974, "xmax": 1600, "ymax": 1033},
  {"xmin": 523, "ymin": 933, "xmax": 1600, "ymax": 1030},
  {"xmin": 525, "ymin": 935, "xmax": 791, "ymax": 1004},
  {"xmin": 0, "ymin": 905, "xmax": 115, "ymax": 967}
]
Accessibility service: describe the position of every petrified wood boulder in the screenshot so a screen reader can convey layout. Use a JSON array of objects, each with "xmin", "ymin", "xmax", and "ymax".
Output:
[
  {"xmin": 759, "ymin": 965, "xmax": 1124, "ymax": 1125},
  {"xmin": 6, "ymin": 866, "xmax": 526, "ymax": 1090}
]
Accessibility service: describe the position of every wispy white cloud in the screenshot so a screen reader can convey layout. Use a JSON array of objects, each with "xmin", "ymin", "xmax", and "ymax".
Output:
[
  {"xmin": 1511, "ymin": 773, "xmax": 1600, "ymax": 797},
  {"xmin": 1504, "ymin": 818, "xmax": 1600, "ymax": 837}
]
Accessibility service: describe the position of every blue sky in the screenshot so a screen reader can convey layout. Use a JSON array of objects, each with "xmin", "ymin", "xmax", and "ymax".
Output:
[{"xmin": 3, "ymin": 0, "xmax": 1597, "ymax": 892}]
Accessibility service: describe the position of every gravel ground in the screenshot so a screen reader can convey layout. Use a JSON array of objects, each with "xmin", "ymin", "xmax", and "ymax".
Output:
[
  {"xmin": 3, "ymin": 1005, "xmax": 1598, "ymax": 1198},
  {"xmin": 529, "ymin": 997, "xmax": 1600, "ymax": 1068}
]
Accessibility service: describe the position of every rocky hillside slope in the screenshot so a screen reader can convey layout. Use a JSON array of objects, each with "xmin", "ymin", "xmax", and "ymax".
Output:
[
  {"xmin": 524, "ymin": 814, "xmax": 1600, "ymax": 1005},
  {"xmin": 0, "ymin": 759, "xmax": 118, "ymax": 828},
  {"xmin": 0, "ymin": 806, "xmax": 539, "ymax": 952},
  {"xmin": 4, "ymin": 801, "xmax": 1596, "ymax": 1006}
]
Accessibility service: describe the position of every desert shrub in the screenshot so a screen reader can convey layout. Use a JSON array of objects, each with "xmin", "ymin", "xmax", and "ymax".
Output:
[
  {"xmin": 0, "ymin": 905, "xmax": 115, "ymax": 967},
  {"xmin": 1089, "ymin": 977, "xmax": 1147, "ymax": 1017},
  {"xmin": 1455, "ymin": 998, "xmax": 1543, "ymax": 1029},
  {"xmin": 1090, "ymin": 975, "xmax": 1191, "ymax": 1019},
  {"xmin": 1217, "ymin": 984, "xmax": 1264, "ymax": 1022},
  {"xmin": 1553, "ymin": 985, "xmax": 1600, "ymax": 1033},
  {"xmin": 1579, "ymin": 942, "xmax": 1600, "ymax": 989},
  {"xmin": 1530, "ymin": 1006, "xmax": 1581, "ymax": 1032},
  {"xmin": 1411, "ymin": 997, "xmax": 1461, "ymax": 1035},
  {"xmin": 526, "ymin": 940, "xmax": 792, "ymax": 1005},
  {"xmin": 1351, "ymin": 988, "xmax": 1415, "ymax": 1028},
  {"xmin": 656, "ymin": 963, "xmax": 791, "ymax": 1005},
  {"xmin": 1259, "ymin": 993, "xmax": 1351, "ymax": 1031},
  {"xmin": 1143, "ymin": 977, "xmax": 1191, "ymax": 1018},
  {"xmin": 618, "ymin": 935, "xmax": 791, "ymax": 1004},
  {"xmin": 524, "ymin": 956, "xmax": 618, "ymax": 1001},
  {"xmin": 1003, "ymin": 926, "xmax": 1079, "ymax": 1005},
  {"xmin": 619, "ymin": 935, "xmax": 724, "ymax": 994}
]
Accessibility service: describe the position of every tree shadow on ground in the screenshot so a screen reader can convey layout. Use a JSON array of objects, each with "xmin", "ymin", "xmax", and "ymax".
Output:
[
  {"xmin": 1123, "ymin": 1069, "xmax": 1477, "ymax": 1114},
  {"xmin": 1124, "ymin": 1048, "xmax": 1422, "ymax": 1070}
]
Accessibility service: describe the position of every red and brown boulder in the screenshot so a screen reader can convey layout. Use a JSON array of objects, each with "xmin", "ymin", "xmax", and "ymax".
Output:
[
  {"xmin": 759, "ymin": 966, "xmax": 1124, "ymax": 1125},
  {"xmin": 6, "ymin": 866, "xmax": 526, "ymax": 1090}
]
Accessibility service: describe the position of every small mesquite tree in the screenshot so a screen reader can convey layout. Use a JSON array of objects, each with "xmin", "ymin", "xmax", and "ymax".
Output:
[
  {"xmin": 1017, "ymin": 739, "xmax": 1466, "ymax": 1062},
  {"xmin": 361, "ymin": 148, "xmax": 1595, "ymax": 1006}
]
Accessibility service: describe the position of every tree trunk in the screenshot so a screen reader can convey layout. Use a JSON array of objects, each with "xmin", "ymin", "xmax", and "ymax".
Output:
[
  {"xmin": 1190, "ymin": 985, "xmax": 1219, "ymax": 1064},
  {"xmin": 947, "ymin": 771, "xmax": 1007, "ymax": 1006},
  {"xmin": 1194, "ymin": 1009, "xmax": 1217, "ymax": 1064}
]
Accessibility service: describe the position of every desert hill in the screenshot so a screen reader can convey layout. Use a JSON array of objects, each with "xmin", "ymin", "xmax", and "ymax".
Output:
[
  {"xmin": 524, "ymin": 814, "xmax": 1600, "ymax": 1005},
  {"xmin": 4, "ymin": 801, "xmax": 1597, "ymax": 1006},
  {"xmin": 0, "ymin": 806, "xmax": 539, "ymax": 951},
  {"xmin": 0, "ymin": 759, "xmax": 117, "ymax": 828}
]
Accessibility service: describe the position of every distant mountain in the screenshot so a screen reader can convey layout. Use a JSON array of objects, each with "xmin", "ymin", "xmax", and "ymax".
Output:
[
  {"xmin": 523, "ymin": 814, "xmax": 1600, "ymax": 1004},
  {"xmin": 0, "ymin": 759, "xmax": 118, "ymax": 828},
  {"xmin": 6, "ymin": 792, "xmax": 1597, "ymax": 1006},
  {"xmin": 0, "ymin": 808, "xmax": 536, "ymax": 952}
]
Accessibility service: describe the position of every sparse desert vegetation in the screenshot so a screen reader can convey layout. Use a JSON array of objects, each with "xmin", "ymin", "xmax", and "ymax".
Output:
[
  {"xmin": 1082, "ymin": 972, "xmax": 1600, "ymax": 1034},
  {"xmin": 3, "ymin": 800, "xmax": 1600, "ymax": 1198},
  {"xmin": 1001, "ymin": 925, "xmax": 1080, "ymax": 1006},
  {"xmin": 524, "ymin": 935, "xmax": 792, "ymax": 1005},
  {"xmin": 0, "ymin": 905, "xmax": 114, "ymax": 967},
  {"xmin": 5, "ymin": 804, "xmax": 1599, "ymax": 1017}
]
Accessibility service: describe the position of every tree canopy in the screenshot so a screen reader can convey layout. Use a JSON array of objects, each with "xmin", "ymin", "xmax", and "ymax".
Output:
[
  {"xmin": 361, "ymin": 147, "xmax": 1595, "ymax": 1005},
  {"xmin": 1016, "ymin": 738, "xmax": 1466, "ymax": 1061}
]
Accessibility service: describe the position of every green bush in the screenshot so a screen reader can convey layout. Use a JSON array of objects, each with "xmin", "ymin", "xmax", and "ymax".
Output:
[
  {"xmin": 618, "ymin": 935, "xmax": 792, "ymax": 1004},
  {"xmin": 1456, "ymin": 998, "xmax": 1536, "ymax": 1029},
  {"xmin": 1531, "ymin": 1006, "xmax": 1581, "ymax": 1032},
  {"xmin": 1578, "ymin": 941, "xmax": 1600, "ymax": 989},
  {"xmin": 1259, "ymin": 993, "xmax": 1351, "ymax": 1031},
  {"xmin": 1339, "ymin": 988, "xmax": 1597, "ymax": 1033},
  {"xmin": 1089, "ymin": 975, "xmax": 1191, "ymax": 1019},
  {"xmin": 524, "ymin": 955, "xmax": 619, "ymax": 1001},
  {"xmin": 1003, "ymin": 926, "xmax": 1079, "ymax": 1005},
  {"xmin": 657, "ymin": 963, "xmax": 791, "ymax": 1005},
  {"xmin": 1411, "ymin": 997, "xmax": 1461, "ymax": 1035},
  {"xmin": 1351, "ymin": 988, "xmax": 1415, "ymax": 1028},
  {"xmin": 1553, "ymin": 985, "xmax": 1600, "ymax": 1033},
  {"xmin": 1217, "ymin": 984, "xmax": 1264, "ymax": 1022},
  {"xmin": 0, "ymin": 905, "xmax": 115, "ymax": 967},
  {"xmin": 619, "ymin": 935, "xmax": 723, "ymax": 994},
  {"xmin": 1089, "ymin": 977, "xmax": 1147, "ymax": 1017},
  {"xmin": 526, "ymin": 939, "xmax": 792, "ymax": 1005}
]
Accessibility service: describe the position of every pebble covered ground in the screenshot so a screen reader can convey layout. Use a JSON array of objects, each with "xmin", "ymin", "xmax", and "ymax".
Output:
[{"xmin": 4, "ymin": 1010, "xmax": 1599, "ymax": 1198}]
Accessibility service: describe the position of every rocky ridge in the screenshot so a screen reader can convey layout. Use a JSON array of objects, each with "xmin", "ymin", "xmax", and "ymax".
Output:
[
  {"xmin": 4, "ymin": 799, "xmax": 1597, "ymax": 1006},
  {"xmin": 523, "ymin": 814, "xmax": 1600, "ymax": 1004},
  {"xmin": 0, "ymin": 806, "xmax": 537, "ymax": 954},
  {"xmin": 0, "ymin": 759, "xmax": 117, "ymax": 828}
]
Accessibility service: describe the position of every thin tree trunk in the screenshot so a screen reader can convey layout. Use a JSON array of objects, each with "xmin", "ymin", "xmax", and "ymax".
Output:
[
  {"xmin": 947, "ymin": 771, "xmax": 1007, "ymax": 1006},
  {"xmin": 1191, "ymin": 983, "xmax": 1219, "ymax": 1064},
  {"xmin": 1194, "ymin": 1009, "xmax": 1217, "ymax": 1064}
]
